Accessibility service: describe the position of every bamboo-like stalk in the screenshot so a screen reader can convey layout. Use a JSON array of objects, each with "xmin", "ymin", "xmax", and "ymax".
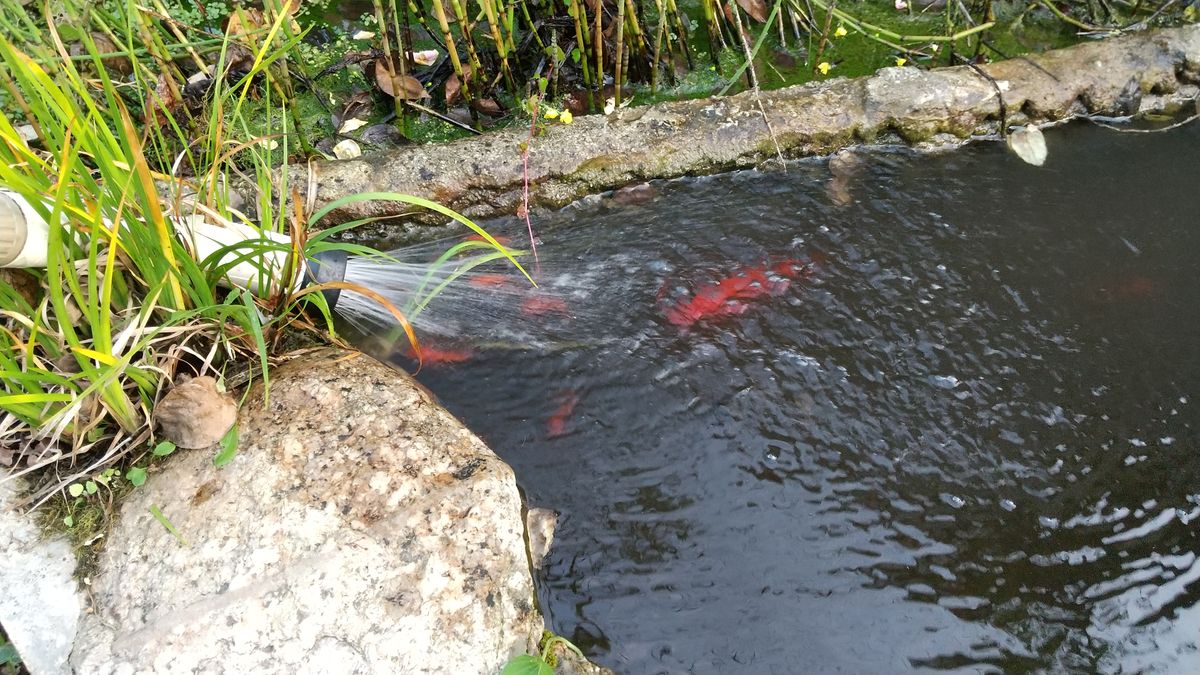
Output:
[
  {"xmin": 479, "ymin": 0, "xmax": 515, "ymax": 91},
  {"xmin": 614, "ymin": 0, "xmax": 626, "ymax": 104},
  {"xmin": 593, "ymin": 0, "xmax": 604, "ymax": 97},
  {"xmin": 373, "ymin": 0, "xmax": 406, "ymax": 124},
  {"xmin": 571, "ymin": 0, "xmax": 594, "ymax": 90},
  {"xmin": 664, "ymin": 0, "xmax": 693, "ymax": 70},
  {"xmin": 428, "ymin": 0, "xmax": 473, "ymax": 104},
  {"xmin": 447, "ymin": 0, "xmax": 486, "ymax": 92},
  {"xmin": 650, "ymin": 0, "xmax": 666, "ymax": 92}
]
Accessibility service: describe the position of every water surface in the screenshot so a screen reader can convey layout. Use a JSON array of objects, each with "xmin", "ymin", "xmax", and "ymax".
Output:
[{"xmin": 385, "ymin": 122, "xmax": 1200, "ymax": 673}]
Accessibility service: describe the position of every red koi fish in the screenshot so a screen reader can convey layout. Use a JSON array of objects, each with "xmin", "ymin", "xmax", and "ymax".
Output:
[
  {"xmin": 469, "ymin": 273, "xmax": 516, "ymax": 289},
  {"xmin": 465, "ymin": 234, "xmax": 513, "ymax": 247},
  {"xmin": 1094, "ymin": 275, "xmax": 1158, "ymax": 302},
  {"xmin": 662, "ymin": 259, "xmax": 811, "ymax": 327},
  {"xmin": 546, "ymin": 390, "xmax": 579, "ymax": 439},
  {"xmin": 521, "ymin": 294, "xmax": 570, "ymax": 317},
  {"xmin": 399, "ymin": 343, "xmax": 474, "ymax": 367}
]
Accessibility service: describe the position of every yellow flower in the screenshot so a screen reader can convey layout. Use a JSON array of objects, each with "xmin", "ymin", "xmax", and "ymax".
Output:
[
  {"xmin": 895, "ymin": 57, "xmax": 907, "ymax": 67},
  {"xmin": 544, "ymin": 108, "xmax": 559, "ymax": 119},
  {"xmin": 817, "ymin": 61, "xmax": 831, "ymax": 75},
  {"xmin": 834, "ymin": 25, "xmax": 848, "ymax": 38},
  {"xmin": 560, "ymin": 110, "xmax": 574, "ymax": 124}
]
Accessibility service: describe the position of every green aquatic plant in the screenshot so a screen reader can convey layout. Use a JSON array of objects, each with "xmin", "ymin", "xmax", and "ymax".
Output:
[{"xmin": 501, "ymin": 631, "xmax": 587, "ymax": 675}]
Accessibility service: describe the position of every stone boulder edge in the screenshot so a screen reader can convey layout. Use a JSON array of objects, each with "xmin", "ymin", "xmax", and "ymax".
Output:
[
  {"xmin": 71, "ymin": 348, "xmax": 542, "ymax": 674},
  {"xmin": 0, "ymin": 480, "xmax": 81, "ymax": 675},
  {"xmin": 296, "ymin": 25, "xmax": 1200, "ymax": 235}
]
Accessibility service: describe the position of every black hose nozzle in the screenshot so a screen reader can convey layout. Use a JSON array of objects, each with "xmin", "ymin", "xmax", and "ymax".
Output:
[{"xmin": 303, "ymin": 249, "xmax": 349, "ymax": 311}]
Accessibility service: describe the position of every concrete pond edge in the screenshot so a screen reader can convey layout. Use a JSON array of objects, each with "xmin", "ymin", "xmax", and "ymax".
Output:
[{"xmin": 296, "ymin": 24, "xmax": 1200, "ymax": 238}]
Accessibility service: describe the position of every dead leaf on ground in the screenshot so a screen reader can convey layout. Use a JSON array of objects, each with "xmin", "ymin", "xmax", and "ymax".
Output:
[
  {"xmin": 445, "ymin": 65, "xmax": 472, "ymax": 105},
  {"xmin": 70, "ymin": 32, "xmax": 132, "ymax": 77},
  {"xmin": 332, "ymin": 90, "xmax": 375, "ymax": 131},
  {"xmin": 736, "ymin": 0, "xmax": 768, "ymax": 22},
  {"xmin": 374, "ymin": 59, "xmax": 430, "ymax": 100},
  {"xmin": 144, "ymin": 72, "xmax": 181, "ymax": 127},
  {"xmin": 471, "ymin": 97, "xmax": 503, "ymax": 117},
  {"xmin": 154, "ymin": 376, "xmax": 237, "ymax": 449}
]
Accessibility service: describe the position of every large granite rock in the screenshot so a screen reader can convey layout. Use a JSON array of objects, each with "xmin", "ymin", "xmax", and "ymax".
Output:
[
  {"xmin": 0, "ymin": 480, "xmax": 81, "ymax": 675},
  {"xmin": 71, "ymin": 348, "xmax": 542, "ymax": 674}
]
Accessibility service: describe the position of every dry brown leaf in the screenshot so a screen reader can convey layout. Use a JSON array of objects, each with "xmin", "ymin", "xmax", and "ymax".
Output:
[
  {"xmin": 736, "ymin": 0, "xmax": 768, "ymax": 22},
  {"xmin": 374, "ymin": 59, "xmax": 430, "ymax": 100},
  {"xmin": 444, "ymin": 65, "xmax": 472, "ymax": 105},
  {"xmin": 471, "ymin": 97, "xmax": 503, "ymax": 117},
  {"xmin": 154, "ymin": 376, "xmax": 237, "ymax": 449},
  {"xmin": 144, "ymin": 72, "xmax": 181, "ymax": 127},
  {"xmin": 332, "ymin": 90, "xmax": 375, "ymax": 130}
]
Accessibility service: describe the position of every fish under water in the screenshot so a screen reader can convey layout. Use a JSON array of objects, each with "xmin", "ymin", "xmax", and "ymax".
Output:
[
  {"xmin": 659, "ymin": 258, "xmax": 813, "ymax": 328},
  {"xmin": 546, "ymin": 389, "xmax": 580, "ymax": 438},
  {"xmin": 399, "ymin": 342, "xmax": 475, "ymax": 367}
]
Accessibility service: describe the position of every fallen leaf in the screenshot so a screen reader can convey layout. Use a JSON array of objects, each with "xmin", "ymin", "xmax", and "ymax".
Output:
[
  {"xmin": 352, "ymin": 30, "xmax": 376, "ymax": 40},
  {"xmin": 333, "ymin": 138, "xmax": 362, "ymax": 159},
  {"xmin": 144, "ymin": 71, "xmax": 181, "ymax": 127},
  {"xmin": 739, "ymin": 0, "xmax": 770, "ymax": 22},
  {"xmin": 603, "ymin": 96, "xmax": 615, "ymax": 115},
  {"xmin": 1007, "ymin": 124, "xmax": 1048, "ymax": 166},
  {"xmin": 70, "ymin": 32, "xmax": 132, "ymax": 76},
  {"xmin": 331, "ymin": 90, "xmax": 375, "ymax": 131},
  {"xmin": 444, "ymin": 65, "xmax": 472, "ymax": 105},
  {"xmin": 374, "ymin": 59, "xmax": 430, "ymax": 100},
  {"xmin": 153, "ymin": 376, "xmax": 237, "ymax": 450},
  {"xmin": 338, "ymin": 117, "xmax": 369, "ymax": 134},
  {"xmin": 471, "ymin": 98, "xmax": 503, "ymax": 116},
  {"xmin": 412, "ymin": 49, "xmax": 439, "ymax": 66}
]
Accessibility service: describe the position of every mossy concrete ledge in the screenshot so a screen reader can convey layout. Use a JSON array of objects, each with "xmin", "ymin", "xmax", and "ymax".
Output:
[{"xmin": 299, "ymin": 25, "xmax": 1200, "ymax": 229}]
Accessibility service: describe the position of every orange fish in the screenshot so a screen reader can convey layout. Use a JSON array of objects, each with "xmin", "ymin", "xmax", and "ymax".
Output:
[
  {"xmin": 400, "ymin": 343, "xmax": 474, "ymax": 366},
  {"xmin": 662, "ymin": 259, "xmax": 810, "ymax": 327},
  {"xmin": 521, "ymin": 294, "xmax": 570, "ymax": 317},
  {"xmin": 465, "ymin": 233, "xmax": 513, "ymax": 246},
  {"xmin": 546, "ymin": 390, "xmax": 579, "ymax": 438},
  {"xmin": 469, "ymin": 273, "xmax": 516, "ymax": 288}
]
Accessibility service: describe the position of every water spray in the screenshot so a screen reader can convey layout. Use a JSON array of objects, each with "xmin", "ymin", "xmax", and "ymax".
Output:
[{"xmin": 0, "ymin": 187, "xmax": 602, "ymax": 359}]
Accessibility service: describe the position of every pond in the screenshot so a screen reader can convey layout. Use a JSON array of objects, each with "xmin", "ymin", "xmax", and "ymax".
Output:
[{"xmin": 372, "ymin": 121, "xmax": 1200, "ymax": 672}]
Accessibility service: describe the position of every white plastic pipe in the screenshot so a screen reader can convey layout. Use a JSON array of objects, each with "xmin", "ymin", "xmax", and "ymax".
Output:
[
  {"xmin": 173, "ymin": 215, "xmax": 305, "ymax": 295},
  {"xmin": 0, "ymin": 189, "xmax": 51, "ymax": 268},
  {"xmin": 0, "ymin": 189, "xmax": 305, "ymax": 295}
]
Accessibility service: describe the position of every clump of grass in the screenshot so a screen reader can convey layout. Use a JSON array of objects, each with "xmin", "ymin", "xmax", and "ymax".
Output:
[{"xmin": 0, "ymin": 1, "xmax": 524, "ymax": 512}]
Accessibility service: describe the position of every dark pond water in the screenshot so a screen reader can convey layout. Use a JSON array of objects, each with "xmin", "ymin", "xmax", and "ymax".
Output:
[{"xmin": 385, "ymin": 122, "xmax": 1200, "ymax": 673}]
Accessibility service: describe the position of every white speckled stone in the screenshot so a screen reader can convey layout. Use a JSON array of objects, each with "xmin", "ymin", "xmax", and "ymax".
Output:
[
  {"xmin": 71, "ymin": 348, "xmax": 541, "ymax": 674},
  {"xmin": 0, "ymin": 479, "xmax": 81, "ymax": 675}
]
